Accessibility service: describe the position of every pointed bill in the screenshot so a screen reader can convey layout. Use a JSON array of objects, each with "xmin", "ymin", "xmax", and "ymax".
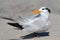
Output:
[{"xmin": 32, "ymin": 10, "xmax": 42, "ymax": 14}]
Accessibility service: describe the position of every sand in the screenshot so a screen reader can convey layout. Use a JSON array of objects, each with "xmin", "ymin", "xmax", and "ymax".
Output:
[{"xmin": 0, "ymin": 0, "xmax": 60, "ymax": 40}]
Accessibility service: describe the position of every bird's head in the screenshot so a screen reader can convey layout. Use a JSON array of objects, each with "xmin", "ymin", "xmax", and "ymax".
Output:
[{"xmin": 32, "ymin": 7, "xmax": 51, "ymax": 15}]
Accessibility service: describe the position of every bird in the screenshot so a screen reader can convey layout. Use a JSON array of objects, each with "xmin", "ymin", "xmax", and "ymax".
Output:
[{"xmin": 0, "ymin": 7, "xmax": 51, "ymax": 36}]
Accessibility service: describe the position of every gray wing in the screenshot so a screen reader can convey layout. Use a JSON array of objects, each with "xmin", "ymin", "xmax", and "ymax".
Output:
[
  {"xmin": 15, "ymin": 14, "xmax": 41, "ymax": 25},
  {"xmin": 22, "ymin": 17, "xmax": 45, "ymax": 33},
  {"xmin": 14, "ymin": 14, "xmax": 41, "ymax": 27}
]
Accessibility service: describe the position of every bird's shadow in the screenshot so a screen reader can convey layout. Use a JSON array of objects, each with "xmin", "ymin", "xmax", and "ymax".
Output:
[
  {"xmin": 8, "ymin": 38, "xmax": 24, "ymax": 40},
  {"xmin": 20, "ymin": 32, "xmax": 49, "ymax": 39},
  {"xmin": 9, "ymin": 32, "xmax": 49, "ymax": 40}
]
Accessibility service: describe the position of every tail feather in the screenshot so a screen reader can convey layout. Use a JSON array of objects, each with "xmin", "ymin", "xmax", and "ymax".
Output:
[{"xmin": 15, "ymin": 16, "xmax": 29, "ymax": 25}]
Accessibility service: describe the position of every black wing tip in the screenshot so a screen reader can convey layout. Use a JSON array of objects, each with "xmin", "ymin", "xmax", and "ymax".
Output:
[{"xmin": 7, "ymin": 22, "xmax": 24, "ymax": 30}]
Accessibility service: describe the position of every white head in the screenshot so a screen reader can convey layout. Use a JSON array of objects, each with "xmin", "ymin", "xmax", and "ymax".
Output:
[
  {"xmin": 32, "ymin": 7, "xmax": 51, "ymax": 15},
  {"xmin": 39, "ymin": 7, "xmax": 51, "ymax": 13}
]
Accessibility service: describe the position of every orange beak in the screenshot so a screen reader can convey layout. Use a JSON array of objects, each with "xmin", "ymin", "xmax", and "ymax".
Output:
[{"xmin": 32, "ymin": 10, "xmax": 42, "ymax": 14}]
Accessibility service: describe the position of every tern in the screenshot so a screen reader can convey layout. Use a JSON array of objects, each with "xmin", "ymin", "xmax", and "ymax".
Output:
[{"xmin": 0, "ymin": 7, "xmax": 51, "ymax": 36}]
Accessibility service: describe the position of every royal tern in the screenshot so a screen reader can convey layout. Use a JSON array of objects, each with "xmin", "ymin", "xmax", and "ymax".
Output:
[
  {"xmin": 0, "ymin": 7, "xmax": 51, "ymax": 36},
  {"xmin": 13, "ymin": 7, "xmax": 51, "ymax": 33}
]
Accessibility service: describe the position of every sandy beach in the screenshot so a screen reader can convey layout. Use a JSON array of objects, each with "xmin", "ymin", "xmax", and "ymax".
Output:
[{"xmin": 0, "ymin": 0, "xmax": 60, "ymax": 40}]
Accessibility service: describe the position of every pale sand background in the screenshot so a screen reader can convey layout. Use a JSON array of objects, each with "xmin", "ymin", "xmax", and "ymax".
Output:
[{"xmin": 0, "ymin": 0, "xmax": 60, "ymax": 40}]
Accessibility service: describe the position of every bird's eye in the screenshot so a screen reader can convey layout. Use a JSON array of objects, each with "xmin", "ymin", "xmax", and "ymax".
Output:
[{"xmin": 42, "ymin": 8, "xmax": 44, "ymax": 10}]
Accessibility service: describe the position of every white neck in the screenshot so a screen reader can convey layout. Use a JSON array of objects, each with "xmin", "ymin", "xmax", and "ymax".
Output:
[{"xmin": 41, "ymin": 12, "xmax": 49, "ymax": 21}]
